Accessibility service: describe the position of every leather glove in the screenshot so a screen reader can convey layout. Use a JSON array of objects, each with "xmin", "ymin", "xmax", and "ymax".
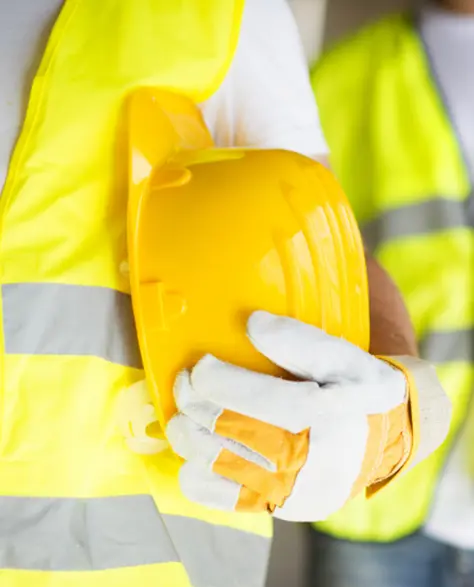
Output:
[{"xmin": 166, "ymin": 311, "xmax": 411, "ymax": 522}]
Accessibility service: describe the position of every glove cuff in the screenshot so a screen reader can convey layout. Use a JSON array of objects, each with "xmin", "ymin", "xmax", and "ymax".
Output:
[
  {"xmin": 366, "ymin": 355, "xmax": 451, "ymax": 497},
  {"xmin": 349, "ymin": 355, "xmax": 451, "ymax": 500},
  {"xmin": 349, "ymin": 397, "xmax": 412, "ymax": 500},
  {"xmin": 383, "ymin": 356, "xmax": 451, "ymax": 467}
]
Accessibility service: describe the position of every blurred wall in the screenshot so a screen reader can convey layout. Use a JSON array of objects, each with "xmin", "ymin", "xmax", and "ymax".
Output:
[
  {"xmin": 324, "ymin": 0, "xmax": 415, "ymax": 46},
  {"xmin": 266, "ymin": 3, "xmax": 417, "ymax": 587}
]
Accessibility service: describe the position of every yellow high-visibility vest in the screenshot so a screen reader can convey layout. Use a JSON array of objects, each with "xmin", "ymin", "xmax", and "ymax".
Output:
[
  {"xmin": 0, "ymin": 1, "xmax": 272, "ymax": 585},
  {"xmin": 311, "ymin": 13, "xmax": 474, "ymax": 542}
]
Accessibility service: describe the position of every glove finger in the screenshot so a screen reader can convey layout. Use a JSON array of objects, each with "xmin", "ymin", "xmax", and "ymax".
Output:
[
  {"xmin": 166, "ymin": 413, "xmax": 274, "ymax": 471},
  {"xmin": 167, "ymin": 414, "xmax": 292, "ymax": 502},
  {"xmin": 247, "ymin": 311, "xmax": 393, "ymax": 384},
  {"xmin": 179, "ymin": 461, "xmax": 241, "ymax": 511},
  {"xmin": 179, "ymin": 461, "xmax": 269, "ymax": 513},
  {"xmin": 174, "ymin": 371, "xmax": 311, "ymax": 494},
  {"xmin": 191, "ymin": 354, "xmax": 318, "ymax": 432},
  {"xmin": 174, "ymin": 370, "xmax": 224, "ymax": 429}
]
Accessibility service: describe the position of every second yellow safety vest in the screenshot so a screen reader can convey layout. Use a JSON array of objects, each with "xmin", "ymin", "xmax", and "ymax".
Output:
[
  {"xmin": 312, "ymin": 13, "xmax": 474, "ymax": 542},
  {"xmin": 0, "ymin": 1, "xmax": 273, "ymax": 586}
]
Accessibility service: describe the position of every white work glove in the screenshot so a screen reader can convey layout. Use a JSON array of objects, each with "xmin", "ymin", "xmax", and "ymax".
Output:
[{"xmin": 166, "ymin": 311, "xmax": 408, "ymax": 522}]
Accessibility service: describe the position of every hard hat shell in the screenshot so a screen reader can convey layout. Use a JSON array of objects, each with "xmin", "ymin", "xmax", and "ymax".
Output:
[{"xmin": 128, "ymin": 89, "xmax": 369, "ymax": 428}]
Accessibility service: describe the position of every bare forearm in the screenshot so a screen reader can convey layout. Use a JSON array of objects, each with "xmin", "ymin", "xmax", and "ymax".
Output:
[{"xmin": 366, "ymin": 254, "xmax": 418, "ymax": 357}]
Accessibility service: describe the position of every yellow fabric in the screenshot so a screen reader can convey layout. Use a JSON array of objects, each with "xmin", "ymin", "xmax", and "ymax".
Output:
[
  {"xmin": 0, "ymin": 564, "xmax": 190, "ymax": 587},
  {"xmin": 237, "ymin": 485, "xmax": 274, "ymax": 513},
  {"xmin": 0, "ymin": 1, "xmax": 274, "ymax": 585},
  {"xmin": 350, "ymin": 401, "xmax": 412, "ymax": 500},
  {"xmin": 379, "ymin": 231, "xmax": 473, "ymax": 337},
  {"xmin": 213, "ymin": 410, "xmax": 310, "ymax": 509},
  {"xmin": 311, "ymin": 13, "xmax": 474, "ymax": 541}
]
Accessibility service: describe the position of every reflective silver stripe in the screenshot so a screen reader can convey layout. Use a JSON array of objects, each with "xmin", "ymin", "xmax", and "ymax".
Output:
[
  {"xmin": 0, "ymin": 495, "xmax": 178, "ymax": 570},
  {"xmin": 0, "ymin": 496, "xmax": 270, "ymax": 585},
  {"xmin": 420, "ymin": 329, "xmax": 473, "ymax": 364},
  {"xmin": 2, "ymin": 283, "xmax": 142, "ymax": 368},
  {"xmin": 165, "ymin": 515, "xmax": 271, "ymax": 587},
  {"xmin": 362, "ymin": 198, "xmax": 469, "ymax": 250}
]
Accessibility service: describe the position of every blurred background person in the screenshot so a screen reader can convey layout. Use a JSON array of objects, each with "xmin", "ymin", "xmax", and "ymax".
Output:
[{"xmin": 308, "ymin": 1, "xmax": 474, "ymax": 586}]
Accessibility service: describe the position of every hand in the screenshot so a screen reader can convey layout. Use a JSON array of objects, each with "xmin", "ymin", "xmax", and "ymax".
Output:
[{"xmin": 166, "ymin": 311, "xmax": 407, "ymax": 521}]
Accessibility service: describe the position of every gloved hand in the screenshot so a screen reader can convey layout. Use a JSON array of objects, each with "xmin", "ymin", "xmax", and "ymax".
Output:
[{"xmin": 166, "ymin": 311, "xmax": 410, "ymax": 522}]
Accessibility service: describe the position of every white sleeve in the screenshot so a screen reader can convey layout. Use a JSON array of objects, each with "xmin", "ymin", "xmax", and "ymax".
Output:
[{"xmin": 200, "ymin": 0, "xmax": 328, "ymax": 159}]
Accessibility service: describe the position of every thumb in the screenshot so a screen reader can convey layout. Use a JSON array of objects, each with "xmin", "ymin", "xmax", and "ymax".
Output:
[
  {"xmin": 247, "ymin": 311, "xmax": 386, "ymax": 383},
  {"xmin": 247, "ymin": 311, "xmax": 406, "ymax": 412}
]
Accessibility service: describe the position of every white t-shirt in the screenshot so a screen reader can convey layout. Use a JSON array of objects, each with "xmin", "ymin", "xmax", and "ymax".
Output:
[
  {"xmin": 0, "ymin": 0, "xmax": 327, "ymax": 190},
  {"xmin": 419, "ymin": 5, "xmax": 474, "ymax": 550}
]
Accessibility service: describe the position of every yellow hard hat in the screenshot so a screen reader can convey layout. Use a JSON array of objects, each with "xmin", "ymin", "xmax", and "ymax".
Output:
[{"xmin": 127, "ymin": 89, "xmax": 369, "ymax": 429}]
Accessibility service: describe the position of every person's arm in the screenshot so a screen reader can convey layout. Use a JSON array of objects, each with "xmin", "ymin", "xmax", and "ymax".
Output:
[{"xmin": 366, "ymin": 253, "xmax": 418, "ymax": 357}]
